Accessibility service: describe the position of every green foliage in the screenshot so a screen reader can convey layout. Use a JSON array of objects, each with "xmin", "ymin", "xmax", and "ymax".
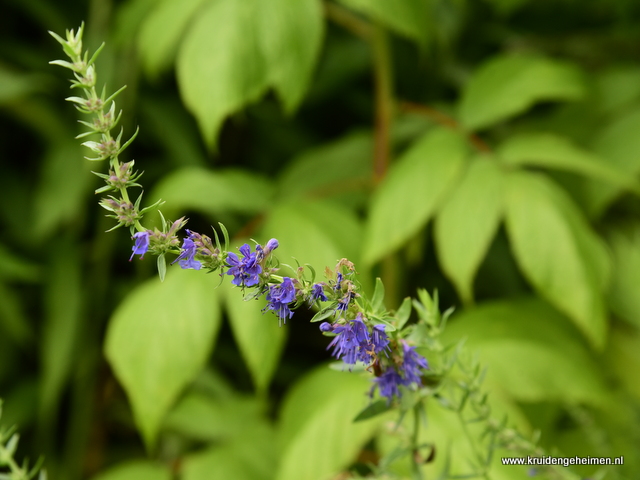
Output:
[{"xmin": 4, "ymin": 1, "xmax": 640, "ymax": 479}]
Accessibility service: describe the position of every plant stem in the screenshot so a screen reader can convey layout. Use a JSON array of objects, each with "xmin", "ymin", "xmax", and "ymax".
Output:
[{"xmin": 372, "ymin": 23, "xmax": 393, "ymax": 185}]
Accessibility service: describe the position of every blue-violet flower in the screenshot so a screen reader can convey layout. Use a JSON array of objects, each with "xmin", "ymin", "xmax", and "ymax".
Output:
[
  {"xmin": 226, "ymin": 243, "xmax": 262, "ymax": 287},
  {"xmin": 172, "ymin": 231, "xmax": 201, "ymax": 270},
  {"xmin": 130, "ymin": 231, "xmax": 151, "ymax": 261},
  {"xmin": 400, "ymin": 342, "xmax": 429, "ymax": 385},
  {"xmin": 265, "ymin": 277, "xmax": 297, "ymax": 321}
]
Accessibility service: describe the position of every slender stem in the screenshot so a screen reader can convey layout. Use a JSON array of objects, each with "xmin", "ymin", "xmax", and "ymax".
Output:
[
  {"xmin": 372, "ymin": 23, "xmax": 393, "ymax": 185},
  {"xmin": 410, "ymin": 404, "xmax": 423, "ymax": 480},
  {"xmin": 323, "ymin": 2, "xmax": 373, "ymax": 40}
]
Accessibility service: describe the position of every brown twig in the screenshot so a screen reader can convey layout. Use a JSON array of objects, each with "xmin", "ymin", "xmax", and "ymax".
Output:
[{"xmin": 399, "ymin": 101, "xmax": 492, "ymax": 154}]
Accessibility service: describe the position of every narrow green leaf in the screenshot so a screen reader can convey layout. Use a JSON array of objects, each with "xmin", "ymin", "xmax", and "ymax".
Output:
[
  {"xmin": 497, "ymin": 132, "xmax": 639, "ymax": 192},
  {"xmin": 363, "ymin": 127, "xmax": 469, "ymax": 265},
  {"xmin": 89, "ymin": 461, "xmax": 171, "ymax": 480},
  {"xmin": 353, "ymin": 399, "xmax": 392, "ymax": 422},
  {"xmin": 222, "ymin": 282, "xmax": 287, "ymax": 394},
  {"xmin": 104, "ymin": 269, "xmax": 222, "ymax": 449},
  {"xmin": 149, "ymin": 167, "xmax": 274, "ymax": 219},
  {"xmin": 459, "ymin": 54, "xmax": 586, "ymax": 131},
  {"xmin": 441, "ymin": 297, "xmax": 607, "ymax": 404},
  {"xmin": 156, "ymin": 254, "xmax": 166, "ymax": 282},
  {"xmin": 371, "ymin": 278, "xmax": 385, "ymax": 312},
  {"xmin": 337, "ymin": 0, "xmax": 430, "ymax": 44},
  {"xmin": 137, "ymin": 0, "xmax": 209, "ymax": 77},
  {"xmin": 395, "ymin": 297, "xmax": 412, "ymax": 330},
  {"xmin": 0, "ymin": 283, "xmax": 31, "ymax": 347},
  {"xmin": 504, "ymin": 172, "xmax": 609, "ymax": 349},
  {"xmin": 176, "ymin": 0, "xmax": 269, "ymax": 147},
  {"xmin": 276, "ymin": 366, "xmax": 385, "ymax": 480},
  {"xmin": 256, "ymin": 0, "xmax": 324, "ymax": 112},
  {"xmin": 434, "ymin": 157, "xmax": 505, "ymax": 304}
]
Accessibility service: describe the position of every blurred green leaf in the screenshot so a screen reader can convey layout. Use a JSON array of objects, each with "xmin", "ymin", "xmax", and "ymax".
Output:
[
  {"xmin": 278, "ymin": 130, "xmax": 372, "ymax": 205},
  {"xmin": 40, "ymin": 240, "xmax": 82, "ymax": 419},
  {"xmin": 434, "ymin": 157, "xmax": 504, "ymax": 304},
  {"xmin": 459, "ymin": 55, "xmax": 586, "ymax": 131},
  {"xmin": 337, "ymin": 0, "xmax": 430, "ymax": 44},
  {"xmin": 104, "ymin": 269, "xmax": 222, "ymax": 449},
  {"xmin": 581, "ymin": 107, "xmax": 640, "ymax": 217},
  {"xmin": 0, "ymin": 244, "xmax": 40, "ymax": 283},
  {"xmin": 497, "ymin": 132, "xmax": 639, "ymax": 191},
  {"xmin": 443, "ymin": 297, "xmax": 607, "ymax": 404},
  {"xmin": 257, "ymin": 0, "xmax": 324, "ymax": 112},
  {"xmin": 0, "ymin": 282, "xmax": 31, "ymax": 346},
  {"xmin": 607, "ymin": 227, "xmax": 640, "ymax": 329},
  {"xmin": 222, "ymin": 281, "xmax": 287, "ymax": 394},
  {"xmin": 595, "ymin": 66, "xmax": 640, "ymax": 115},
  {"xmin": 606, "ymin": 325, "xmax": 640, "ymax": 401},
  {"xmin": 363, "ymin": 127, "xmax": 469, "ymax": 265},
  {"xmin": 182, "ymin": 425, "xmax": 277, "ymax": 480},
  {"xmin": 32, "ymin": 140, "xmax": 93, "ymax": 239},
  {"xmin": 504, "ymin": 171, "xmax": 609, "ymax": 349},
  {"xmin": 176, "ymin": 0, "xmax": 269, "ymax": 147},
  {"xmin": 483, "ymin": 0, "xmax": 530, "ymax": 15},
  {"xmin": 261, "ymin": 198, "xmax": 363, "ymax": 271},
  {"xmin": 150, "ymin": 167, "xmax": 274, "ymax": 218},
  {"xmin": 89, "ymin": 460, "xmax": 171, "ymax": 480},
  {"xmin": 164, "ymin": 390, "xmax": 266, "ymax": 441},
  {"xmin": 276, "ymin": 365, "xmax": 383, "ymax": 480},
  {"xmin": 0, "ymin": 67, "xmax": 46, "ymax": 104},
  {"xmin": 138, "ymin": 0, "xmax": 208, "ymax": 77}
]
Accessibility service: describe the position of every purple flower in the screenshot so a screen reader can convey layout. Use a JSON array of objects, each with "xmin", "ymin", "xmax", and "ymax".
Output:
[
  {"xmin": 263, "ymin": 238, "xmax": 279, "ymax": 255},
  {"xmin": 327, "ymin": 321, "xmax": 360, "ymax": 365},
  {"xmin": 326, "ymin": 315, "xmax": 372, "ymax": 365},
  {"xmin": 336, "ymin": 291, "xmax": 355, "ymax": 313},
  {"xmin": 373, "ymin": 368, "xmax": 403, "ymax": 401},
  {"xmin": 334, "ymin": 272, "xmax": 343, "ymax": 291},
  {"xmin": 265, "ymin": 277, "xmax": 297, "ymax": 321},
  {"xmin": 172, "ymin": 231, "xmax": 201, "ymax": 270},
  {"xmin": 319, "ymin": 322, "xmax": 333, "ymax": 332},
  {"xmin": 130, "ymin": 231, "xmax": 151, "ymax": 261},
  {"xmin": 310, "ymin": 283, "xmax": 328, "ymax": 302},
  {"xmin": 371, "ymin": 325, "xmax": 390, "ymax": 355},
  {"xmin": 400, "ymin": 342, "xmax": 429, "ymax": 385},
  {"xmin": 226, "ymin": 243, "xmax": 262, "ymax": 287}
]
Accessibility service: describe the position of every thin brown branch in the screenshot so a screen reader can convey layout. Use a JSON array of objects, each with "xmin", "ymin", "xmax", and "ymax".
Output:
[
  {"xmin": 323, "ymin": 2, "xmax": 373, "ymax": 40},
  {"xmin": 399, "ymin": 101, "xmax": 492, "ymax": 154}
]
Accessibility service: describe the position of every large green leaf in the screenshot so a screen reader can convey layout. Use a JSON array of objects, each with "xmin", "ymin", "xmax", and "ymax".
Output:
[
  {"xmin": 607, "ymin": 227, "xmax": 640, "ymax": 329},
  {"xmin": 176, "ymin": 0, "xmax": 269, "ymax": 148},
  {"xmin": 434, "ymin": 157, "xmax": 505, "ymax": 304},
  {"xmin": 149, "ymin": 167, "xmax": 274, "ymax": 219},
  {"xmin": 606, "ymin": 325, "xmax": 640, "ymax": 401},
  {"xmin": 104, "ymin": 269, "xmax": 222, "ymax": 449},
  {"xmin": 504, "ymin": 171, "xmax": 609, "ymax": 349},
  {"xmin": 459, "ymin": 54, "xmax": 586, "ymax": 131},
  {"xmin": 497, "ymin": 132, "xmax": 639, "ymax": 191},
  {"xmin": 276, "ymin": 365, "xmax": 383, "ymax": 480},
  {"xmin": 581, "ymin": 108, "xmax": 640, "ymax": 217},
  {"xmin": 337, "ymin": 0, "xmax": 429, "ymax": 44},
  {"xmin": 363, "ymin": 127, "xmax": 469, "ymax": 265},
  {"xmin": 164, "ymin": 390, "xmax": 267, "ymax": 441},
  {"xmin": 256, "ymin": 0, "xmax": 324, "ymax": 112},
  {"xmin": 261, "ymin": 198, "xmax": 363, "ymax": 271},
  {"xmin": 278, "ymin": 131, "xmax": 372, "ymax": 204},
  {"xmin": 222, "ymin": 281, "xmax": 287, "ymax": 393},
  {"xmin": 90, "ymin": 460, "xmax": 171, "ymax": 480},
  {"xmin": 137, "ymin": 0, "xmax": 209, "ymax": 77},
  {"xmin": 182, "ymin": 426, "xmax": 277, "ymax": 480},
  {"xmin": 442, "ymin": 297, "xmax": 607, "ymax": 404}
]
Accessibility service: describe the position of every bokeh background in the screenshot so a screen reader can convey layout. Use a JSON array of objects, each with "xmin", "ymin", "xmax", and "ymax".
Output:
[{"xmin": 1, "ymin": 0, "xmax": 640, "ymax": 479}]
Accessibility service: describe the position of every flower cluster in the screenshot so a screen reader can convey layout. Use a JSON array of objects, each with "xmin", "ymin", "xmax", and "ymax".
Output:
[{"xmin": 371, "ymin": 342, "xmax": 429, "ymax": 401}]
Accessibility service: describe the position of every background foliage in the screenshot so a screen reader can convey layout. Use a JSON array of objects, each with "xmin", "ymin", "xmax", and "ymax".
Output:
[{"xmin": 2, "ymin": 0, "xmax": 640, "ymax": 479}]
